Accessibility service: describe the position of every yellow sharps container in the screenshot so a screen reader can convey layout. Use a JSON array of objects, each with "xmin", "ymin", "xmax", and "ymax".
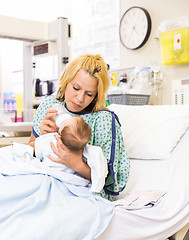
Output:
[{"xmin": 160, "ymin": 27, "xmax": 189, "ymax": 65}]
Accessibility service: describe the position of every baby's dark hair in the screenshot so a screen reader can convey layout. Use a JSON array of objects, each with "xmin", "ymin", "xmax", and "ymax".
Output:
[{"xmin": 60, "ymin": 117, "xmax": 91, "ymax": 152}]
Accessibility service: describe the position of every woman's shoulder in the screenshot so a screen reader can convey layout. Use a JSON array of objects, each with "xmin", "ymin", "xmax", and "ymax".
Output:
[
  {"xmin": 41, "ymin": 94, "xmax": 58, "ymax": 104},
  {"xmin": 38, "ymin": 95, "xmax": 60, "ymax": 109},
  {"xmin": 100, "ymin": 106, "xmax": 111, "ymax": 111},
  {"xmin": 34, "ymin": 95, "xmax": 60, "ymax": 118},
  {"xmin": 93, "ymin": 109, "xmax": 121, "ymax": 127},
  {"xmin": 87, "ymin": 108, "xmax": 112, "ymax": 118},
  {"xmin": 81, "ymin": 109, "xmax": 114, "ymax": 126}
]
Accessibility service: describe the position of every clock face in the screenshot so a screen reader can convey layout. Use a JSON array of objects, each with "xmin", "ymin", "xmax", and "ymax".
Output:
[{"xmin": 119, "ymin": 6, "xmax": 152, "ymax": 50}]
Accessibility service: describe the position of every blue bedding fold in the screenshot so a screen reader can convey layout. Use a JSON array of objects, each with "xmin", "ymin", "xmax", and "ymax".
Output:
[{"xmin": 0, "ymin": 146, "xmax": 113, "ymax": 240}]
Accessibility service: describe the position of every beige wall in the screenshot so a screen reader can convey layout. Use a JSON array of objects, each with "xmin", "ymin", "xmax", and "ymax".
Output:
[{"xmin": 120, "ymin": 0, "xmax": 189, "ymax": 104}]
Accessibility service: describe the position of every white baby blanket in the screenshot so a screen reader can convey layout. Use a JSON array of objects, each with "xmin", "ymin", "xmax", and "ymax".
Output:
[{"xmin": 17, "ymin": 135, "xmax": 108, "ymax": 193}]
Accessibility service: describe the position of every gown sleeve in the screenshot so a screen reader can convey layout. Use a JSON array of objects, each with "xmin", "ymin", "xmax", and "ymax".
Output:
[
  {"xmin": 32, "ymin": 95, "xmax": 59, "ymax": 138},
  {"xmin": 90, "ymin": 110, "xmax": 130, "ymax": 201}
]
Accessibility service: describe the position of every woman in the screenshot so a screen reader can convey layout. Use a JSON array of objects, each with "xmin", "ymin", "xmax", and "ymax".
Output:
[{"xmin": 28, "ymin": 54, "xmax": 130, "ymax": 201}]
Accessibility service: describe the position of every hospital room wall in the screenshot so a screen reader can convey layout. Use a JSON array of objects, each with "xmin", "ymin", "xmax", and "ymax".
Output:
[{"xmin": 120, "ymin": 0, "xmax": 189, "ymax": 105}]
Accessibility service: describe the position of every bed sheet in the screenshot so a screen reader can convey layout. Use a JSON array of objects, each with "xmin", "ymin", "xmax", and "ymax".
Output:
[
  {"xmin": 96, "ymin": 129, "xmax": 189, "ymax": 240},
  {"xmin": 0, "ymin": 145, "xmax": 113, "ymax": 240}
]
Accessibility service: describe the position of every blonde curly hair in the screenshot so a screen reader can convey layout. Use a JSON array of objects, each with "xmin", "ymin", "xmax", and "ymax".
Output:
[{"xmin": 56, "ymin": 54, "xmax": 110, "ymax": 111}]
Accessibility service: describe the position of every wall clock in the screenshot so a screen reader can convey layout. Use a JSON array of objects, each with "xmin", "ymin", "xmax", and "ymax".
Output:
[{"xmin": 119, "ymin": 6, "xmax": 152, "ymax": 50}]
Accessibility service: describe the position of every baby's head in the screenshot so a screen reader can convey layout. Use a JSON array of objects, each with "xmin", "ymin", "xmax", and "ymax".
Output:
[{"xmin": 59, "ymin": 116, "xmax": 91, "ymax": 152}]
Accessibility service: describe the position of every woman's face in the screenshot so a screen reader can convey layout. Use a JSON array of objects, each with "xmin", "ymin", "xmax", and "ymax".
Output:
[{"xmin": 64, "ymin": 69, "xmax": 98, "ymax": 113}]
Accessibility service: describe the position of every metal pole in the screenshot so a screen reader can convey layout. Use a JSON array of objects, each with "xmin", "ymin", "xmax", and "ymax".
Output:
[
  {"xmin": 23, "ymin": 41, "xmax": 33, "ymax": 122},
  {"xmin": 57, "ymin": 17, "xmax": 69, "ymax": 78}
]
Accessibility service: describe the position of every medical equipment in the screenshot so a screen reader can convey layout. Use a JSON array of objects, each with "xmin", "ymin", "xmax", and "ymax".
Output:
[
  {"xmin": 172, "ymin": 78, "xmax": 189, "ymax": 105},
  {"xmin": 34, "ymin": 78, "xmax": 54, "ymax": 97},
  {"xmin": 150, "ymin": 62, "xmax": 164, "ymax": 95},
  {"xmin": 108, "ymin": 67, "xmax": 151, "ymax": 105},
  {"xmin": 159, "ymin": 16, "xmax": 189, "ymax": 65},
  {"xmin": 107, "ymin": 92, "xmax": 150, "ymax": 105},
  {"xmin": 107, "ymin": 65, "xmax": 163, "ymax": 105},
  {"xmin": 0, "ymin": 16, "xmax": 70, "ymax": 141},
  {"xmin": 0, "ymin": 15, "xmax": 70, "ymax": 122}
]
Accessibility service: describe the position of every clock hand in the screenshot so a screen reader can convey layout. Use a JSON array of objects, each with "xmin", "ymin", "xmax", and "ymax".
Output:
[
  {"xmin": 133, "ymin": 25, "xmax": 140, "ymax": 36},
  {"xmin": 127, "ymin": 30, "xmax": 134, "ymax": 43}
]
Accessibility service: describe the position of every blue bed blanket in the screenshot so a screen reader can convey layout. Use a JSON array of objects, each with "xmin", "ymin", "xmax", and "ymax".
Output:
[{"xmin": 0, "ymin": 144, "xmax": 113, "ymax": 240}]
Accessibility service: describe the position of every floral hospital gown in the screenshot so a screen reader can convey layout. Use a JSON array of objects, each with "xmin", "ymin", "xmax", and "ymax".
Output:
[{"xmin": 32, "ymin": 95, "xmax": 130, "ymax": 201}]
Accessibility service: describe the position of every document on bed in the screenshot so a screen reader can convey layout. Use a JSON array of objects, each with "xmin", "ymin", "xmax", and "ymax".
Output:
[
  {"xmin": 113, "ymin": 190, "xmax": 166, "ymax": 210},
  {"xmin": 0, "ymin": 144, "xmax": 114, "ymax": 240}
]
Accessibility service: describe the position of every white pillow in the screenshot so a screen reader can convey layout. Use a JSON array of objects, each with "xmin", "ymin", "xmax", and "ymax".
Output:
[{"xmin": 109, "ymin": 104, "xmax": 189, "ymax": 159}]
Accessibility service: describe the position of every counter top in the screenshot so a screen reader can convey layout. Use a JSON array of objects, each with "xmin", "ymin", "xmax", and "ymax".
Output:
[{"xmin": 0, "ymin": 122, "xmax": 32, "ymax": 132}]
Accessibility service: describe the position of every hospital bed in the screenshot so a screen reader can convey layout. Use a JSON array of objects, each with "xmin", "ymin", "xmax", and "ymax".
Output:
[
  {"xmin": 97, "ymin": 104, "xmax": 189, "ymax": 240},
  {"xmin": 0, "ymin": 104, "xmax": 188, "ymax": 240}
]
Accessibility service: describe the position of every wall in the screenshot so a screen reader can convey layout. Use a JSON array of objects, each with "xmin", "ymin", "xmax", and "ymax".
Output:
[
  {"xmin": 120, "ymin": 0, "xmax": 189, "ymax": 104},
  {"xmin": 0, "ymin": 0, "xmax": 188, "ymax": 106}
]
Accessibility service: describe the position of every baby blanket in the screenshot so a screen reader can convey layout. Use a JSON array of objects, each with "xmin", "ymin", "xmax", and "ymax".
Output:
[{"xmin": 35, "ymin": 133, "xmax": 108, "ymax": 193}]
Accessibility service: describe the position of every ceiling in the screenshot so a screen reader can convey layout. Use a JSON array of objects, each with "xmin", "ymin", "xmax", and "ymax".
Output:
[{"xmin": 0, "ymin": 0, "xmax": 71, "ymax": 22}]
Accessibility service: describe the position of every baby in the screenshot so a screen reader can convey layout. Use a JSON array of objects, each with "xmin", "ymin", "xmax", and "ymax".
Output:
[
  {"xmin": 59, "ymin": 116, "xmax": 91, "ymax": 152},
  {"xmin": 35, "ymin": 116, "xmax": 91, "ymax": 170},
  {"xmin": 35, "ymin": 103, "xmax": 91, "ymax": 166},
  {"xmin": 34, "ymin": 104, "xmax": 108, "ymax": 192}
]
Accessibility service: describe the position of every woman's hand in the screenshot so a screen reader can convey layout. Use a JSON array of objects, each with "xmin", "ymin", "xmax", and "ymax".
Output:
[
  {"xmin": 39, "ymin": 109, "xmax": 58, "ymax": 135},
  {"xmin": 48, "ymin": 135, "xmax": 91, "ymax": 180}
]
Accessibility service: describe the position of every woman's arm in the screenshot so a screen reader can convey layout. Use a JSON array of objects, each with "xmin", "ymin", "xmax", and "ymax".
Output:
[
  {"xmin": 28, "ymin": 103, "xmax": 58, "ymax": 153},
  {"xmin": 49, "ymin": 135, "xmax": 91, "ymax": 180},
  {"xmin": 28, "ymin": 132, "xmax": 36, "ymax": 156},
  {"xmin": 28, "ymin": 109, "xmax": 58, "ymax": 145},
  {"xmin": 32, "ymin": 95, "xmax": 60, "ymax": 138},
  {"xmin": 28, "ymin": 132, "xmax": 36, "ymax": 147}
]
